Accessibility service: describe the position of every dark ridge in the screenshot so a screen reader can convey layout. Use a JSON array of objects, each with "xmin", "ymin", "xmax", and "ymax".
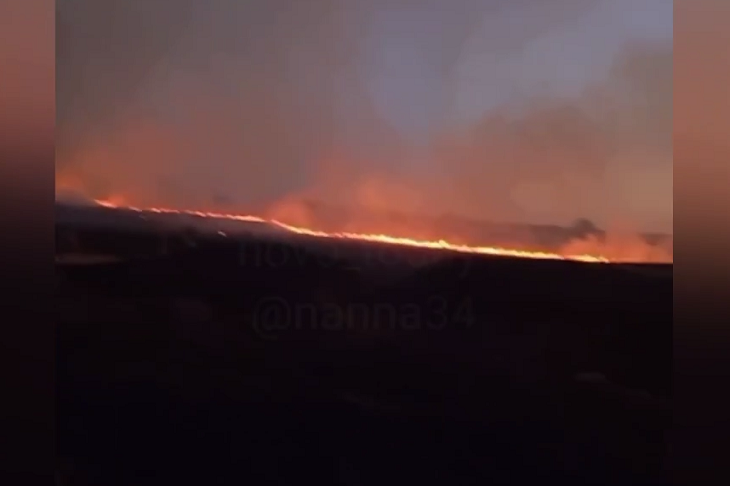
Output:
[{"xmin": 57, "ymin": 209, "xmax": 672, "ymax": 486}]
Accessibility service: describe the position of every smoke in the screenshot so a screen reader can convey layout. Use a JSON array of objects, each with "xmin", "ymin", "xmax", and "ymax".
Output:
[{"xmin": 56, "ymin": 0, "xmax": 672, "ymax": 259}]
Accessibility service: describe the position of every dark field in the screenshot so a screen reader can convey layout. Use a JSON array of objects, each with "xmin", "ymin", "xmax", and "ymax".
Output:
[{"xmin": 56, "ymin": 208, "xmax": 672, "ymax": 485}]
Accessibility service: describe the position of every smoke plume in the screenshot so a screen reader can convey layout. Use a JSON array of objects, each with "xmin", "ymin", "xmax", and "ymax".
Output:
[{"xmin": 56, "ymin": 0, "xmax": 673, "ymax": 260}]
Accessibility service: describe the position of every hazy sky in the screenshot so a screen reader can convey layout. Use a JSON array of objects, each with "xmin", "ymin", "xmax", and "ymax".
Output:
[
  {"xmin": 56, "ymin": 0, "xmax": 673, "ymax": 232},
  {"xmin": 364, "ymin": 0, "xmax": 671, "ymax": 139}
]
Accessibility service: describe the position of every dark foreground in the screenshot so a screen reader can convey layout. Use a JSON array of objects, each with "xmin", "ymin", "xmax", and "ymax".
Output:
[{"xmin": 57, "ymin": 223, "xmax": 672, "ymax": 485}]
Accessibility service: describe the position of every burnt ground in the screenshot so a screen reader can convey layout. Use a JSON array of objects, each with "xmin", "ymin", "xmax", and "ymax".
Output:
[{"xmin": 56, "ymin": 223, "xmax": 672, "ymax": 486}]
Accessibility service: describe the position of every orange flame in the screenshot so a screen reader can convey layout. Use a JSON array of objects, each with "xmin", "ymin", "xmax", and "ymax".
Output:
[{"xmin": 93, "ymin": 199, "xmax": 611, "ymax": 263}]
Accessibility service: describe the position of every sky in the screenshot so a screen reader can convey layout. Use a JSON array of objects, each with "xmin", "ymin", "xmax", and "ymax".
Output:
[{"xmin": 56, "ymin": 0, "xmax": 673, "ymax": 233}]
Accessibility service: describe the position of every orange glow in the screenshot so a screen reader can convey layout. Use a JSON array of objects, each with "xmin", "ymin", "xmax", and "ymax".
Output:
[{"xmin": 93, "ymin": 198, "xmax": 611, "ymax": 263}]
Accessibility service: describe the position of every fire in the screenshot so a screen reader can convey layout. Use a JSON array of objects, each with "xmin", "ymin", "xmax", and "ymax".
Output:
[{"xmin": 93, "ymin": 199, "xmax": 610, "ymax": 263}]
